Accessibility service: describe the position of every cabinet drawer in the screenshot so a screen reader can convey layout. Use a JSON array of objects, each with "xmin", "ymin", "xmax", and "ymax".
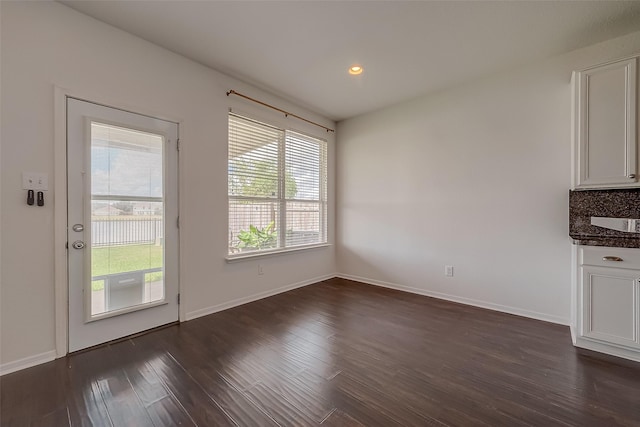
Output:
[{"xmin": 581, "ymin": 246, "xmax": 640, "ymax": 269}]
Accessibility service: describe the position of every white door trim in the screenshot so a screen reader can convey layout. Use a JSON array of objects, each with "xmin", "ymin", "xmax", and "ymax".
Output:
[
  {"xmin": 53, "ymin": 87, "xmax": 68, "ymax": 358},
  {"xmin": 53, "ymin": 86, "xmax": 186, "ymax": 358}
]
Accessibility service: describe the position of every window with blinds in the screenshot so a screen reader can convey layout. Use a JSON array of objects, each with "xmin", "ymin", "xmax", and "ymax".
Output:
[{"xmin": 228, "ymin": 113, "xmax": 327, "ymax": 255}]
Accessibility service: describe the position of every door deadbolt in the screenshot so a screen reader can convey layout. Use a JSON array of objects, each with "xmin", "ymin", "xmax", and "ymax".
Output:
[
  {"xmin": 72, "ymin": 240, "xmax": 85, "ymax": 249},
  {"xmin": 72, "ymin": 224, "xmax": 84, "ymax": 232}
]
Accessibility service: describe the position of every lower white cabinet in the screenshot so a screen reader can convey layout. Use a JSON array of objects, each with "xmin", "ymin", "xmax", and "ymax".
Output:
[{"xmin": 573, "ymin": 246, "xmax": 640, "ymax": 362}]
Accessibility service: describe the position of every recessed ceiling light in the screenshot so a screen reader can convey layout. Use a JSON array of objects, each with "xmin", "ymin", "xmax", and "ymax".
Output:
[{"xmin": 348, "ymin": 65, "xmax": 363, "ymax": 75}]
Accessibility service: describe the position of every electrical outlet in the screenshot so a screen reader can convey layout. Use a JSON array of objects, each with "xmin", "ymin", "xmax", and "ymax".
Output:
[
  {"xmin": 258, "ymin": 264, "xmax": 264, "ymax": 275},
  {"xmin": 445, "ymin": 265, "xmax": 454, "ymax": 277}
]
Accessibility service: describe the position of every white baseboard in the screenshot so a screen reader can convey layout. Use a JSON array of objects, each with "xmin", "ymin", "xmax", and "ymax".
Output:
[
  {"xmin": 0, "ymin": 350, "xmax": 57, "ymax": 377},
  {"xmin": 2, "ymin": 272, "xmax": 569, "ymax": 376},
  {"xmin": 337, "ymin": 273, "xmax": 570, "ymax": 326},
  {"xmin": 185, "ymin": 273, "xmax": 337, "ymax": 321},
  {"xmin": 574, "ymin": 336, "xmax": 640, "ymax": 363}
]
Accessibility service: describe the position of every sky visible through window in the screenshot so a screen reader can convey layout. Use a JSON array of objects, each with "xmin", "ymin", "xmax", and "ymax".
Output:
[{"xmin": 91, "ymin": 123, "xmax": 163, "ymax": 198}]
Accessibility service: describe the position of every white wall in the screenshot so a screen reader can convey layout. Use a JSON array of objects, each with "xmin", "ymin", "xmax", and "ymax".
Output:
[
  {"xmin": 336, "ymin": 31, "xmax": 640, "ymax": 325},
  {"xmin": 0, "ymin": 1, "xmax": 335, "ymax": 370}
]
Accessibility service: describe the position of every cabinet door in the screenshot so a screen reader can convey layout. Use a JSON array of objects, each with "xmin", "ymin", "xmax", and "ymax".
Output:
[
  {"xmin": 580, "ymin": 266, "xmax": 639, "ymax": 348},
  {"xmin": 574, "ymin": 57, "xmax": 637, "ymax": 188}
]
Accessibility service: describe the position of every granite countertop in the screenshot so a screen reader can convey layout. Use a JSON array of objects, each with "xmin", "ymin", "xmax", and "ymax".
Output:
[
  {"xmin": 569, "ymin": 189, "xmax": 640, "ymax": 249},
  {"xmin": 570, "ymin": 237, "xmax": 640, "ymax": 248}
]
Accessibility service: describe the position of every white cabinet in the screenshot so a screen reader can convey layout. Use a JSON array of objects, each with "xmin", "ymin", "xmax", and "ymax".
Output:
[
  {"xmin": 572, "ymin": 56, "xmax": 638, "ymax": 189},
  {"xmin": 573, "ymin": 246, "xmax": 640, "ymax": 362},
  {"xmin": 580, "ymin": 266, "xmax": 638, "ymax": 348}
]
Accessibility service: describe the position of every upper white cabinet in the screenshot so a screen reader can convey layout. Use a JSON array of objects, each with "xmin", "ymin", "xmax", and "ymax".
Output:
[{"xmin": 572, "ymin": 56, "xmax": 638, "ymax": 189}]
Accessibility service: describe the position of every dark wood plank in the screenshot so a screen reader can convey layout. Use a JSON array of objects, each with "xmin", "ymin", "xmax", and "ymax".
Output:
[
  {"xmin": 0, "ymin": 360, "xmax": 69, "ymax": 426},
  {"xmin": 332, "ymin": 371, "xmax": 447, "ymax": 426},
  {"xmin": 145, "ymin": 352, "xmax": 236, "ymax": 425},
  {"xmin": 3, "ymin": 278, "xmax": 640, "ymax": 426},
  {"xmin": 95, "ymin": 365, "xmax": 155, "ymax": 427},
  {"xmin": 25, "ymin": 359, "xmax": 71, "ymax": 427},
  {"xmin": 320, "ymin": 409, "xmax": 365, "ymax": 427},
  {"xmin": 0, "ymin": 364, "xmax": 43, "ymax": 426},
  {"xmin": 30, "ymin": 406, "xmax": 71, "ymax": 427},
  {"xmin": 64, "ymin": 348, "xmax": 114, "ymax": 427},
  {"xmin": 136, "ymin": 330, "xmax": 279, "ymax": 426},
  {"xmin": 243, "ymin": 381, "xmax": 318, "ymax": 426},
  {"xmin": 109, "ymin": 340, "xmax": 197, "ymax": 427},
  {"xmin": 199, "ymin": 372, "xmax": 279, "ymax": 426},
  {"xmin": 260, "ymin": 372, "xmax": 335, "ymax": 423}
]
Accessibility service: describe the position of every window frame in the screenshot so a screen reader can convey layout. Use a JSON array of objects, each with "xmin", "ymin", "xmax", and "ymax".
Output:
[{"xmin": 226, "ymin": 112, "xmax": 329, "ymax": 260}]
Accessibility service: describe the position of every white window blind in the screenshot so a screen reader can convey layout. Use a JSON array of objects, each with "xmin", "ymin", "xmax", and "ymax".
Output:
[{"xmin": 228, "ymin": 113, "xmax": 327, "ymax": 255}]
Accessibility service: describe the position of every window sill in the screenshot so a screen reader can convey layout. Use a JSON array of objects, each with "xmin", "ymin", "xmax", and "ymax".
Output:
[{"xmin": 225, "ymin": 243, "xmax": 331, "ymax": 262}]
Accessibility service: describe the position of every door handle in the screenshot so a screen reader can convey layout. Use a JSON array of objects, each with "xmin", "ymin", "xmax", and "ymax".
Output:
[{"xmin": 72, "ymin": 240, "xmax": 85, "ymax": 250}]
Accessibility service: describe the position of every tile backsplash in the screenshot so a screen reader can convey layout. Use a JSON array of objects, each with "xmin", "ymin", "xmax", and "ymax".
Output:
[{"xmin": 569, "ymin": 189, "xmax": 640, "ymax": 247}]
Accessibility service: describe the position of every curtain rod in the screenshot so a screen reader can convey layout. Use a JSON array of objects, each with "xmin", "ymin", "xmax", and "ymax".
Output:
[{"xmin": 226, "ymin": 90, "xmax": 335, "ymax": 133}]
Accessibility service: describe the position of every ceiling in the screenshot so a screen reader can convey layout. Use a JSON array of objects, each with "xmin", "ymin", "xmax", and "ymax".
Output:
[{"xmin": 59, "ymin": 1, "xmax": 640, "ymax": 122}]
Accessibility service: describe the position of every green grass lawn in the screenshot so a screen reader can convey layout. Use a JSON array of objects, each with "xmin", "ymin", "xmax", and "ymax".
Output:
[{"xmin": 91, "ymin": 244, "xmax": 163, "ymax": 291}]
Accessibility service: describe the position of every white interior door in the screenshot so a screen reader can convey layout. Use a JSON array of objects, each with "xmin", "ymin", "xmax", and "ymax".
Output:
[{"xmin": 67, "ymin": 98, "xmax": 179, "ymax": 352}]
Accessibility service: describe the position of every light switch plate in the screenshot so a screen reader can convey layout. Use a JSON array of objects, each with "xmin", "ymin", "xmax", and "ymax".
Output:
[{"xmin": 22, "ymin": 172, "xmax": 48, "ymax": 191}]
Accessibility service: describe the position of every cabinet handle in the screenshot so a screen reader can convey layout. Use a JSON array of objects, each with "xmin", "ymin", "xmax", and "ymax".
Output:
[
  {"xmin": 629, "ymin": 174, "xmax": 637, "ymax": 179},
  {"xmin": 602, "ymin": 256, "xmax": 623, "ymax": 262}
]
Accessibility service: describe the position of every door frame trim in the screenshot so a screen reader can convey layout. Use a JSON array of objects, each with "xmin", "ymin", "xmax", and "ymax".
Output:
[{"xmin": 53, "ymin": 86, "xmax": 185, "ymax": 358}]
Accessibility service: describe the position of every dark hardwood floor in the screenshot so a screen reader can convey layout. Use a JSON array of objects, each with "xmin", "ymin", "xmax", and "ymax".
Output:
[{"xmin": 2, "ymin": 277, "xmax": 640, "ymax": 426}]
